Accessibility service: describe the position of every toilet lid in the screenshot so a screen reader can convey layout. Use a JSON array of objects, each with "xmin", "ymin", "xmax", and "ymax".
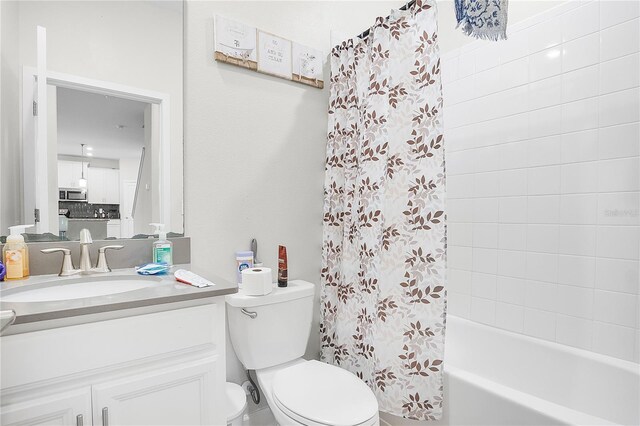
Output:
[
  {"xmin": 272, "ymin": 360, "xmax": 378, "ymax": 426},
  {"xmin": 226, "ymin": 382, "xmax": 247, "ymax": 421}
]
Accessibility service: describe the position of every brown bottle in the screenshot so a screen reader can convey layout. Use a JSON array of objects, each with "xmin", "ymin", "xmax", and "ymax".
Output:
[{"xmin": 278, "ymin": 245, "xmax": 288, "ymax": 287}]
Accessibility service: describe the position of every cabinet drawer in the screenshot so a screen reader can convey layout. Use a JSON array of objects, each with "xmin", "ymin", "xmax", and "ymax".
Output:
[{"xmin": 1, "ymin": 303, "xmax": 221, "ymax": 389}]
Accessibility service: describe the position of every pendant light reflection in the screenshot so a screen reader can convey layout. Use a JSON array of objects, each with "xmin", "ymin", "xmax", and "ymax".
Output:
[{"xmin": 79, "ymin": 143, "xmax": 88, "ymax": 189}]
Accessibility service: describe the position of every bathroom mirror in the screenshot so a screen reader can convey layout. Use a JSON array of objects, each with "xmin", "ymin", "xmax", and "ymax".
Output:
[{"xmin": 0, "ymin": 0, "xmax": 184, "ymax": 242}]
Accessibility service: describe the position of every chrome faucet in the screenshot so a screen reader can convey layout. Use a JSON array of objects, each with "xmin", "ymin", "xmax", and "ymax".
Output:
[
  {"xmin": 41, "ymin": 229, "xmax": 125, "ymax": 276},
  {"xmin": 79, "ymin": 229, "xmax": 93, "ymax": 273}
]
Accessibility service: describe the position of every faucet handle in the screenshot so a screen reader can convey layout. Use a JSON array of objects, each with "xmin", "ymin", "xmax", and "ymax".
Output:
[
  {"xmin": 94, "ymin": 245, "xmax": 124, "ymax": 273},
  {"xmin": 41, "ymin": 248, "xmax": 80, "ymax": 277},
  {"xmin": 79, "ymin": 229, "xmax": 92, "ymax": 244}
]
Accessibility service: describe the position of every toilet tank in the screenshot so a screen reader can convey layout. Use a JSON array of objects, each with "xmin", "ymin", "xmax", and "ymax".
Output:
[{"xmin": 226, "ymin": 280, "xmax": 315, "ymax": 370}]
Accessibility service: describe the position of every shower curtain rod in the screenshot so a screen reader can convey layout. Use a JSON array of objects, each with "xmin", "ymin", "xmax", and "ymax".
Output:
[{"xmin": 357, "ymin": 0, "xmax": 417, "ymax": 39}]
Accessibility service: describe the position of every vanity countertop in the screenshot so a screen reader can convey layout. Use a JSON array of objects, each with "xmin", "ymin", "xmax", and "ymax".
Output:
[{"xmin": 0, "ymin": 265, "xmax": 237, "ymax": 331}]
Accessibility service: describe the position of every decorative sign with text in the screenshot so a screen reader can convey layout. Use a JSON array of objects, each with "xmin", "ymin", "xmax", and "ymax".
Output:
[
  {"xmin": 213, "ymin": 15, "xmax": 323, "ymax": 89},
  {"xmin": 257, "ymin": 31, "xmax": 292, "ymax": 79}
]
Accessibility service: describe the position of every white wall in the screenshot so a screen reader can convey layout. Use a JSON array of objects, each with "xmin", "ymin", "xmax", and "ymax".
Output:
[
  {"xmin": 0, "ymin": 1, "xmax": 183, "ymax": 234},
  {"xmin": 443, "ymin": 0, "xmax": 640, "ymax": 365},
  {"xmin": 0, "ymin": 1, "xmax": 21, "ymax": 234}
]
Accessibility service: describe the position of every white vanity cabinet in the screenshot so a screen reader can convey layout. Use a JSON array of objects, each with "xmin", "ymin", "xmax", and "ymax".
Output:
[{"xmin": 0, "ymin": 301, "xmax": 226, "ymax": 426}]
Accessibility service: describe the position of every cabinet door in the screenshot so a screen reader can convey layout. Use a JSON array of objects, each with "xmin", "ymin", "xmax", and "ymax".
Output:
[
  {"xmin": 57, "ymin": 161, "xmax": 73, "ymax": 189},
  {"xmin": 1, "ymin": 387, "xmax": 92, "ymax": 426},
  {"xmin": 92, "ymin": 357, "xmax": 219, "ymax": 426},
  {"xmin": 106, "ymin": 169, "xmax": 120, "ymax": 204},
  {"xmin": 87, "ymin": 168, "xmax": 105, "ymax": 204}
]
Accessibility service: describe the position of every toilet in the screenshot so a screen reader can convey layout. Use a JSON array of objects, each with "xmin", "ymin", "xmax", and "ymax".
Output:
[{"xmin": 226, "ymin": 280, "xmax": 379, "ymax": 426}]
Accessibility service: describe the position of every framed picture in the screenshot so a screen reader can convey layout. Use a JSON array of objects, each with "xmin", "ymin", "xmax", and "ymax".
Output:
[
  {"xmin": 257, "ymin": 30, "xmax": 292, "ymax": 79},
  {"xmin": 292, "ymin": 43, "xmax": 323, "ymax": 88},
  {"xmin": 214, "ymin": 15, "xmax": 257, "ymax": 70}
]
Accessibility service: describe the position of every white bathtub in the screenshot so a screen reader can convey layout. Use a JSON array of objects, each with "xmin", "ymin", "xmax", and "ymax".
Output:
[
  {"xmin": 439, "ymin": 316, "xmax": 640, "ymax": 426},
  {"xmin": 382, "ymin": 316, "xmax": 639, "ymax": 426}
]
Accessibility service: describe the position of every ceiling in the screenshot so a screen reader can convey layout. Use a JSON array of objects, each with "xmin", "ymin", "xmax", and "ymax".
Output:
[{"xmin": 56, "ymin": 87, "xmax": 148, "ymax": 160}]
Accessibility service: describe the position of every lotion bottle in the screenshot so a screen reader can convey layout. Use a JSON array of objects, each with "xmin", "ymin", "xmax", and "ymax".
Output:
[
  {"xmin": 3, "ymin": 225, "xmax": 34, "ymax": 280},
  {"xmin": 150, "ymin": 223, "xmax": 173, "ymax": 266}
]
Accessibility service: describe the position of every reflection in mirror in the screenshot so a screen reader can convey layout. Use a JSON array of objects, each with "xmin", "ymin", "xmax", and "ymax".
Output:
[{"xmin": 0, "ymin": 1, "xmax": 184, "ymax": 242}]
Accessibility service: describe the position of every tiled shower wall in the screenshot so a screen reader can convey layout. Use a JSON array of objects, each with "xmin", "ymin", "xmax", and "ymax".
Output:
[{"xmin": 442, "ymin": 0, "xmax": 639, "ymax": 362}]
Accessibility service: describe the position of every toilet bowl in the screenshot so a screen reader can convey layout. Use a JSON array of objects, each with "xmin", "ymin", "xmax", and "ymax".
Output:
[
  {"xmin": 256, "ymin": 359, "xmax": 379, "ymax": 426},
  {"xmin": 226, "ymin": 280, "xmax": 379, "ymax": 426}
]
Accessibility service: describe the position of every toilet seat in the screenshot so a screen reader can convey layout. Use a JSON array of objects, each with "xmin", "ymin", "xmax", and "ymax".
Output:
[{"xmin": 271, "ymin": 360, "xmax": 378, "ymax": 426}]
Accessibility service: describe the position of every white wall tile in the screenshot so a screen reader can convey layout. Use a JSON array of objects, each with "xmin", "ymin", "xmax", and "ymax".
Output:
[
  {"xmin": 525, "ymin": 280, "xmax": 558, "ymax": 311},
  {"xmin": 470, "ymin": 297, "xmax": 496, "ymax": 325},
  {"xmin": 473, "ymin": 198, "xmax": 500, "ymax": 223},
  {"xmin": 561, "ymin": 162, "xmax": 598, "ymax": 194},
  {"xmin": 528, "ymin": 15, "xmax": 562, "ymax": 54},
  {"xmin": 558, "ymin": 255, "xmax": 596, "ymax": 287},
  {"xmin": 562, "ymin": 33, "xmax": 600, "ymax": 72},
  {"xmin": 558, "ymin": 225, "xmax": 597, "ymax": 256},
  {"xmin": 499, "ymin": 57, "xmax": 529, "ymax": 91},
  {"xmin": 495, "ymin": 302, "xmax": 525, "ymax": 332},
  {"xmin": 527, "ymin": 135, "xmax": 561, "ymax": 167},
  {"xmin": 458, "ymin": 51, "xmax": 476, "ymax": 79},
  {"xmin": 496, "ymin": 276, "xmax": 526, "ymax": 305},
  {"xmin": 449, "ymin": 268, "xmax": 473, "ymax": 294},
  {"xmin": 598, "ymin": 158, "xmax": 640, "ymax": 192},
  {"xmin": 593, "ymin": 322, "xmax": 637, "ymax": 361},
  {"xmin": 524, "ymin": 308, "xmax": 556, "ymax": 340},
  {"xmin": 475, "ymin": 44, "xmax": 501, "ymax": 72},
  {"xmin": 600, "ymin": 18, "xmax": 640, "ymax": 62},
  {"xmin": 599, "ymin": 53, "xmax": 640, "ymax": 94},
  {"xmin": 498, "ymin": 250, "xmax": 527, "ymax": 279},
  {"xmin": 447, "ymin": 199, "xmax": 473, "ymax": 223},
  {"xmin": 528, "ymin": 166, "xmax": 561, "ymax": 195},
  {"xmin": 472, "ymin": 272, "xmax": 497, "ymax": 299},
  {"xmin": 529, "ymin": 105, "xmax": 562, "ymax": 139},
  {"xmin": 561, "ymin": 65, "xmax": 599, "ymax": 103},
  {"xmin": 449, "ymin": 222, "xmax": 473, "ymax": 246},
  {"xmin": 474, "ymin": 146, "xmax": 502, "ymax": 172},
  {"xmin": 475, "ymin": 68, "xmax": 502, "ymax": 98},
  {"xmin": 449, "ymin": 245, "xmax": 473, "ymax": 270},
  {"xmin": 599, "ymin": 88, "xmax": 640, "ymax": 127},
  {"xmin": 529, "ymin": 76, "xmax": 562, "ymax": 109},
  {"xmin": 530, "ymin": 47, "xmax": 562, "ymax": 81},
  {"xmin": 501, "ymin": 29, "xmax": 529, "ymax": 63},
  {"xmin": 598, "ymin": 123, "xmax": 640, "ymax": 160},
  {"xmin": 556, "ymin": 314, "xmax": 593, "ymax": 350},
  {"xmin": 596, "ymin": 226, "xmax": 640, "ymax": 260},
  {"xmin": 556, "ymin": 284, "xmax": 594, "ymax": 319},
  {"xmin": 526, "ymin": 252, "xmax": 559, "ymax": 283},
  {"xmin": 498, "ymin": 86, "xmax": 529, "ymax": 116},
  {"xmin": 473, "ymin": 223, "xmax": 498, "ymax": 248},
  {"xmin": 562, "ymin": 1, "xmax": 600, "ymax": 42},
  {"xmin": 498, "ymin": 224, "xmax": 527, "ymax": 251},
  {"xmin": 449, "ymin": 291, "xmax": 471, "ymax": 318},
  {"xmin": 594, "ymin": 290, "xmax": 639, "ymax": 327},
  {"xmin": 472, "ymin": 248, "xmax": 498, "ymax": 274},
  {"xmin": 473, "ymin": 172, "xmax": 501, "ymax": 198},
  {"xmin": 600, "ymin": 0, "xmax": 640, "ymax": 29},
  {"xmin": 499, "ymin": 196, "xmax": 527, "ymax": 223},
  {"xmin": 562, "ymin": 97, "xmax": 599, "ymax": 133},
  {"xmin": 595, "ymin": 258, "xmax": 640, "ymax": 294},
  {"xmin": 528, "ymin": 195, "xmax": 560, "ymax": 224},
  {"xmin": 527, "ymin": 224, "xmax": 559, "ymax": 253},
  {"xmin": 561, "ymin": 129, "xmax": 599, "ymax": 163},
  {"xmin": 448, "ymin": 174, "xmax": 475, "ymax": 199},
  {"xmin": 597, "ymin": 192, "xmax": 640, "ymax": 226},
  {"xmin": 500, "ymin": 169, "xmax": 528, "ymax": 196},
  {"xmin": 560, "ymin": 194, "xmax": 598, "ymax": 225},
  {"xmin": 501, "ymin": 114, "xmax": 529, "ymax": 144}
]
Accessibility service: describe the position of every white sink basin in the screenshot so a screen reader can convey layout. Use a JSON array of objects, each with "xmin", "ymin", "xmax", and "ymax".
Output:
[{"xmin": 2, "ymin": 277, "xmax": 158, "ymax": 303}]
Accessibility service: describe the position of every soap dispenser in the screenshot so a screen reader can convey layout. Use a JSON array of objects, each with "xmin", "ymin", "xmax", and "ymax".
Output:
[
  {"xmin": 2, "ymin": 224, "xmax": 34, "ymax": 280},
  {"xmin": 150, "ymin": 223, "xmax": 173, "ymax": 266}
]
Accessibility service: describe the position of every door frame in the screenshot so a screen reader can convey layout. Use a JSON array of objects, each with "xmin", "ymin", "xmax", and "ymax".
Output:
[{"xmin": 22, "ymin": 67, "xmax": 172, "ymax": 231}]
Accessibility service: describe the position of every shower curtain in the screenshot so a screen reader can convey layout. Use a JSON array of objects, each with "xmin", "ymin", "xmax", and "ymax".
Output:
[{"xmin": 320, "ymin": 0, "xmax": 446, "ymax": 421}]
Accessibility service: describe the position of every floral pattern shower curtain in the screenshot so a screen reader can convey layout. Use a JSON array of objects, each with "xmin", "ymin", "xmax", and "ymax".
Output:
[{"xmin": 320, "ymin": 0, "xmax": 446, "ymax": 420}]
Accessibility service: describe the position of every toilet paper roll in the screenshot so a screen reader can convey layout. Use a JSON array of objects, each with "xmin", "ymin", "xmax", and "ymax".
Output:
[{"xmin": 241, "ymin": 267, "xmax": 273, "ymax": 296}]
